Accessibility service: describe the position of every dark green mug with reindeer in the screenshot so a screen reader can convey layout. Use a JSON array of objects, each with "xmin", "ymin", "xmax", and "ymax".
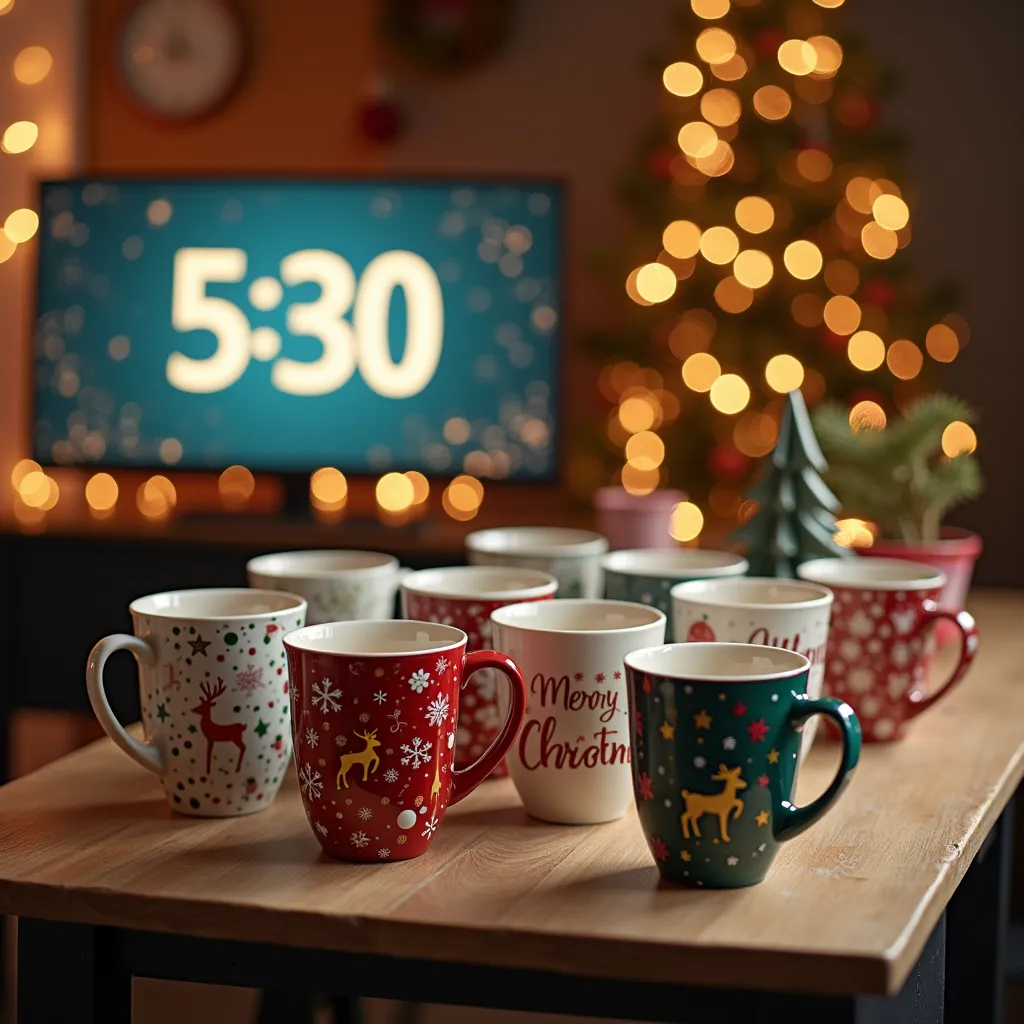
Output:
[{"xmin": 624, "ymin": 642, "xmax": 861, "ymax": 888}]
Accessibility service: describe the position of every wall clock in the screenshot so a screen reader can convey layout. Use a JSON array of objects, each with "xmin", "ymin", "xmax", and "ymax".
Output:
[{"xmin": 117, "ymin": 0, "xmax": 247, "ymax": 122}]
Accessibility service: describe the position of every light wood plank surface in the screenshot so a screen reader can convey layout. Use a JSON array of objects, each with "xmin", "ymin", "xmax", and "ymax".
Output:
[{"xmin": 1, "ymin": 590, "xmax": 1022, "ymax": 998}]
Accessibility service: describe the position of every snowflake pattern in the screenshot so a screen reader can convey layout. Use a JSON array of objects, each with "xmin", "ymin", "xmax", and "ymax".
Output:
[
  {"xmin": 400, "ymin": 736, "xmax": 433, "ymax": 767},
  {"xmin": 299, "ymin": 763, "xmax": 323, "ymax": 801},
  {"xmin": 349, "ymin": 831, "xmax": 369, "ymax": 848},
  {"xmin": 425, "ymin": 694, "xmax": 450, "ymax": 727},
  {"xmin": 315, "ymin": 821, "xmax": 328, "ymax": 837},
  {"xmin": 435, "ymin": 656, "xmax": 449, "ymax": 675},
  {"xmin": 421, "ymin": 815, "xmax": 438, "ymax": 839},
  {"xmin": 304, "ymin": 727, "xmax": 319, "ymax": 749},
  {"xmin": 383, "ymin": 768, "xmax": 399, "ymax": 783},
  {"xmin": 312, "ymin": 678, "xmax": 342, "ymax": 713},
  {"xmin": 373, "ymin": 689, "xmax": 387, "ymax": 705},
  {"xmin": 357, "ymin": 806, "xmax": 373, "ymax": 821},
  {"xmin": 235, "ymin": 664, "xmax": 263, "ymax": 695},
  {"xmin": 378, "ymin": 848, "xmax": 391, "ymax": 859},
  {"xmin": 408, "ymin": 669, "xmax": 431, "ymax": 693},
  {"xmin": 722, "ymin": 736, "xmax": 737, "ymax": 751}
]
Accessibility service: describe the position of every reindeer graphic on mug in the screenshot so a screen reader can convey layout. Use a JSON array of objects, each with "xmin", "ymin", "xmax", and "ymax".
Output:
[
  {"xmin": 337, "ymin": 729, "xmax": 381, "ymax": 788},
  {"xmin": 680, "ymin": 764, "xmax": 747, "ymax": 842},
  {"xmin": 191, "ymin": 679, "xmax": 247, "ymax": 773}
]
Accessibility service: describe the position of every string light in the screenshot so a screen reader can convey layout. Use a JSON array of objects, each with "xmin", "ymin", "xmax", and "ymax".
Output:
[
  {"xmin": 886, "ymin": 339, "xmax": 923, "ymax": 380},
  {"xmin": 621, "ymin": 464, "xmax": 660, "ymax": 496},
  {"xmin": 682, "ymin": 352, "xmax": 722, "ymax": 392},
  {"xmin": 13, "ymin": 46, "xmax": 52, "ymax": 85},
  {"xmin": 849, "ymin": 401, "xmax": 886, "ymax": 433},
  {"xmin": 1, "ymin": 120, "xmax": 38, "ymax": 154},
  {"xmin": 834, "ymin": 518, "xmax": 875, "ymax": 548},
  {"xmin": 701, "ymin": 88, "xmax": 741, "ymax": 126},
  {"xmin": 0, "ymin": 234, "xmax": 16, "ymax": 264},
  {"xmin": 845, "ymin": 176, "xmax": 879, "ymax": 215},
  {"xmin": 663, "ymin": 62, "xmax": 703, "ymax": 97},
  {"xmin": 714, "ymin": 276, "xmax": 754, "ymax": 313},
  {"xmin": 695, "ymin": 28, "xmax": 737, "ymax": 65},
  {"xmin": 218, "ymin": 465, "xmax": 255, "ymax": 504},
  {"xmin": 443, "ymin": 475, "xmax": 484, "ymax": 520},
  {"xmin": 625, "ymin": 267, "xmax": 652, "ymax": 306},
  {"xmin": 942, "ymin": 421, "xmax": 977, "ymax": 457},
  {"xmin": 4, "ymin": 208, "xmax": 38, "ymax": 243},
  {"xmin": 777, "ymin": 39, "xmax": 817, "ymax": 76},
  {"xmin": 635, "ymin": 262, "xmax": 677, "ymax": 303},
  {"xmin": 796, "ymin": 149, "xmax": 832, "ymax": 182},
  {"xmin": 872, "ymin": 194, "xmax": 910, "ymax": 230},
  {"xmin": 625, "ymin": 431, "xmax": 666, "ymax": 470},
  {"xmin": 711, "ymin": 54, "xmax": 747, "ymax": 81},
  {"xmin": 752, "ymin": 85, "xmax": 791, "ymax": 121},
  {"xmin": 137, "ymin": 476, "xmax": 176, "ymax": 518},
  {"xmin": 808, "ymin": 36, "xmax": 843, "ymax": 75},
  {"xmin": 709, "ymin": 373, "xmax": 750, "ymax": 414},
  {"xmin": 376, "ymin": 472, "xmax": 415, "ymax": 513},
  {"xmin": 765, "ymin": 354, "xmax": 804, "ymax": 393},
  {"xmin": 310, "ymin": 467, "xmax": 347, "ymax": 510},
  {"xmin": 10, "ymin": 458, "xmax": 40, "ymax": 490},
  {"xmin": 823, "ymin": 295, "xmax": 861, "ymax": 335},
  {"xmin": 700, "ymin": 225, "xmax": 740, "ymax": 264},
  {"xmin": 783, "ymin": 240, "xmax": 823, "ymax": 279},
  {"xmin": 691, "ymin": 0, "xmax": 730, "ymax": 17},
  {"xmin": 678, "ymin": 121, "xmax": 719, "ymax": 159},
  {"xmin": 663, "ymin": 220, "xmax": 702, "ymax": 258},
  {"xmin": 732, "ymin": 249, "xmax": 773, "ymax": 289},
  {"xmin": 619, "ymin": 395, "xmax": 657, "ymax": 433},
  {"xmin": 0, "ymin": 1, "xmax": 16, "ymax": 16},
  {"xmin": 405, "ymin": 471, "xmax": 430, "ymax": 505},
  {"xmin": 861, "ymin": 221, "xmax": 898, "ymax": 259},
  {"xmin": 85, "ymin": 473, "xmax": 118, "ymax": 512},
  {"xmin": 693, "ymin": 139, "xmax": 734, "ymax": 177},
  {"xmin": 734, "ymin": 196, "xmax": 774, "ymax": 233},
  {"xmin": 847, "ymin": 330, "xmax": 886, "ymax": 371},
  {"xmin": 670, "ymin": 501, "xmax": 704, "ymax": 542},
  {"xmin": 925, "ymin": 323, "xmax": 959, "ymax": 363},
  {"xmin": 814, "ymin": 0, "xmax": 845, "ymax": 7}
]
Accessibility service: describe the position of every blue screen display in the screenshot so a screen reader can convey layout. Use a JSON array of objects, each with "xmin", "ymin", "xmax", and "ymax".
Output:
[{"xmin": 33, "ymin": 179, "xmax": 562, "ymax": 479}]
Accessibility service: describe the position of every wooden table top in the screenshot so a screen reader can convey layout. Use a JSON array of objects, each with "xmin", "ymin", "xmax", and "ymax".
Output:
[{"xmin": 1, "ymin": 590, "xmax": 1022, "ymax": 998}]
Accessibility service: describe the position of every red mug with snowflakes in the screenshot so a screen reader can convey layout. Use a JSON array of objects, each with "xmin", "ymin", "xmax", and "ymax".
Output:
[
  {"xmin": 400, "ymin": 566, "xmax": 558, "ymax": 777},
  {"xmin": 283, "ymin": 619, "xmax": 526, "ymax": 861},
  {"xmin": 797, "ymin": 557, "xmax": 979, "ymax": 742}
]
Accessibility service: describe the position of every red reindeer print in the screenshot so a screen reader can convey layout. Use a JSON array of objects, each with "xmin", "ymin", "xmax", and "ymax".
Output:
[{"xmin": 191, "ymin": 678, "xmax": 247, "ymax": 773}]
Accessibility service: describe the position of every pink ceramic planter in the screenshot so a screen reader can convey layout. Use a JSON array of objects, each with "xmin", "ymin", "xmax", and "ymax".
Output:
[{"xmin": 593, "ymin": 487, "xmax": 687, "ymax": 551}]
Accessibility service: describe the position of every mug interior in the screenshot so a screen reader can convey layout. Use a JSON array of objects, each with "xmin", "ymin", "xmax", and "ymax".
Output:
[
  {"xmin": 466, "ymin": 527, "xmax": 608, "ymax": 557},
  {"xmin": 247, "ymin": 549, "xmax": 398, "ymax": 579},
  {"xmin": 602, "ymin": 548, "xmax": 748, "ymax": 578},
  {"xmin": 285, "ymin": 619, "xmax": 465, "ymax": 655},
  {"xmin": 626, "ymin": 642, "xmax": 809, "ymax": 682},
  {"xmin": 797, "ymin": 556, "xmax": 946, "ymax": 591},
  {"xmin": 671, "ymin": 576, "xmax": 832, "ymax": 609},
  {"xmin": 130, "ymin": 588, "xmax": 305, "ymax": 619},
  {"xmin": 401, "ymin": 565, "xmax": 558, "ymax": 601},
  {"xmin": 491, "ymin": 598, "xmax": 664, "ymax": 634}
]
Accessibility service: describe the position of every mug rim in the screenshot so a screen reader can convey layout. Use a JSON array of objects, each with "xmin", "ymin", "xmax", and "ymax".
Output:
[
  {"xmin": 670, "ymin": 576, "xmax": 833, "ymax": 611},
  {"xmin": 129, "ymin": 587, "xmax": 307, "ymax": 620},
  {"xmin": 625, "ymin": 641, "xmax": 810, "ymax": 682},
  {"xmin": 246, "ymin": 549, "xmax": 400, "ymax": 580},
  {"xmin": 401, "ymin": 565, "xmax": 559, "ymax": 602},
  {"xmin": 465, "ymin": 526, "xmax": 609, "ymax": 559},
  {"xmin": 796, "ymin": 556, "xmax": 946, "ymax": 591},
  {"xmin": 283, "ymin": 618, "xmax": 468, "ymax": 657},
  {"xmin": 601, "ymin": 548, "xmax": 749, "ymax": 578},
  {"xmin": 490, "ymin": 598, "xmax": 665, "ymax": 635}
]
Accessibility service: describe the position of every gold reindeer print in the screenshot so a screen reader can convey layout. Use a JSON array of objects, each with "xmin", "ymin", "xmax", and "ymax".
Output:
[
  {"xmin": 337, "ymin": 729, "xmax": 381, "ymax": 789},
  {"xmin": 680, "ymin": 764, "xmax": 747, "ymax": 843}
]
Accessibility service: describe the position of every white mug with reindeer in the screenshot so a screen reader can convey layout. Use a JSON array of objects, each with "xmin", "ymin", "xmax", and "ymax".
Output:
[{"xmin": 86, "ymin": 588, "xmax": 307, "ymax": 817}]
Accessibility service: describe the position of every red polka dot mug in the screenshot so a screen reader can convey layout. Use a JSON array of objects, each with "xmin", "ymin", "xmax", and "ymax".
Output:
[{"xmin": 283, "ymin": 620, "xmax": 526, "ymax": 861}]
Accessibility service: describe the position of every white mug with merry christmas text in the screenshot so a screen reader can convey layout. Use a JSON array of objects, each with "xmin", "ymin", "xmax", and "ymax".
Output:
[
  {"xmin": 490, "ymin": 599, "xmax": 666, "ymax": 824},
  {"xmin": 86, "ymin": 588, "xmax": 307, "ymax": 817},
  {"xmin": 670, "ymin": 577, "xmax": 833, "ymax": 763}
]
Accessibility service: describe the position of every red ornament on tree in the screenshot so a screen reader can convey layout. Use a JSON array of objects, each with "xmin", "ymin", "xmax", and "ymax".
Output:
[{"xmin": 708, "ymin": 443, "xmax": 750, "ymax": 480}]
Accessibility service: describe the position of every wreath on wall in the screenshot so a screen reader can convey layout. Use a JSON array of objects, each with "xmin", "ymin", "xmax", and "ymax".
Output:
[{"xmin": 381, "ymin": 0, "xmax": 516, "ymax": 73}]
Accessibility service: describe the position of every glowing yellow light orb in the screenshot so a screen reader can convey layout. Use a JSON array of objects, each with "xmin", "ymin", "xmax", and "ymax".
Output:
[
  {"xmin": 625, "ymin": 431, "xmax": 666, "ymax": 471},
  {"xmin": 376, "ymin": 472, "xmax": 415, "ymax": 513},
  {"xmin": 732, "ymin": 249, "xmax": 773, "ymax": 289},
  {"xmin": 699, "ymin": 225, "xmax": 740, "ymax": 264},
  {"xmin": 753, "ymin": 85, "xmax": 791, "ymax": 121},
  {"xmin": 942, "ymin": 421, "xmax": 977, "ymax": 457},
  {"xmin": 783, "ymin": 240, "xmax": 823, "ymax": 279},
  {"xmin": 310, "ymin": 467, "xmax": 348, "ymax": 506},
  {"xmin": 872, "ymin": 194, "xmax": 910, "ymax": 230},
  {"xmin": 663, "ymin": 220, "xmax": 702, "ymax": 259},
  {"xmin": 670, "ymin": 501, "xmax": 704, "ymax": 542},
  {"xmin": 765, "ymin": 354, "xmax": 804, "ymax": 393},
  {"xmin": 714, "ymin": 276, "xmax": 754, "ymax": 314},
  {"xmin": 219, "ymin": 465, "xmax": 256, "ymax": 502},
  {"xmin": 682, "ymin": 352, "xmax": 722, "ymax": 392},
  {"xmin": 1, "ymin": 120, "xmax": 38, "ymax": 154},
  {"xmin": 849, "ymin": 401, "xmax": 886, "ymax": 433},
  {"xmin": 847, "ymin": 330, "xmax": 885, "ymax": 371},
  {"xmin": 777, "ymin": 39, "xmax": 817, "ymax": 76},
  {"xmin": 635, "ymin": 262, "xmax": 678, "ymax": 303},
  {"xmin": 696, "ymin": 27, "xmax": 737, "ymax": 65},
  {"xmin": 4, "ymin": 208, "xmax": 39, "ymax": 243},
  {"xmin": 85, "ymin": 472, "xmax": 119, "ymax": 512},
  {"xmin": 619, "ymin": 395, "xmax": 657, "ymax": 434},
  {"xmin": 925, "ymin": 323, "xmax": 959, "ymax": 363},
  {"xmin": 700, "ymin": 88, "xmax": 741, "ymax": 127},
  {"xmin": 691, "ymin": 0, "xmax": 730, "ymax": 18},
  {"xmin": 663, "ymin": 62, "xmax": 704, "ymax": 97},
  {"xmin": 809, "ymin": 35, "xmax": 843, "ymax": 75},
  {"xmin": 861, "ymin": 221, "xmax": 898, "ymax": 259},
  {"xmin": 823, "ymin": 295, "xmax": 861, "ymax": 336},
  {"xmin": 709, "ymin": 373, "xmax": 750, "ymax": 414},
  {"xmin": 13, "ymin": 46, "xmax": 52, "ymax": 85},
  {"xmin": 886, "ymin": 339, "xmax": 924, "ymax": 380},
  {"xmin": 796, "ymin": 148, "xmax": 833, "ymax": 182},
  {"xmin": 734, "ymin": 196, "xmax": 774, "ymax": 233},
  {"xmin": 678, "ymin": 120, "xmax": 719, "ymax": 158}
]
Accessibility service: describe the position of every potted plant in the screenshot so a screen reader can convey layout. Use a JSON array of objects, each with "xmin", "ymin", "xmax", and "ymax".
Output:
[{"xmin": 811, "ymin": 394, "xmax": 983, "ymax": 629}]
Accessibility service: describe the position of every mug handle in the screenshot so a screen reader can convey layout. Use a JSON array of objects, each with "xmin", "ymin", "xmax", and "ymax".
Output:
[
  {"xmin": 773, "ymin": 695, "xmax": 861, "ymax": 843},
  {"xmin": 905, "ymin": 603, "xmax": 978, "ymax": 719},
  {"xmin": 86, "ymin": 634, "xmax": 164, "ymax": 775},
  {"xmin": 449, "ymin": 650, "xmax": 526, "ymax": 805}
]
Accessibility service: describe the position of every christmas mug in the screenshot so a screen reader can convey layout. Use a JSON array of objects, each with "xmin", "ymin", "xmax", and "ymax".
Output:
[
  {"xmin": 282, "ymin": 619, "xmax": 526, "ymax": 861},
  {"xmin": 400, "ymin": 566, "xmax": 558, "ymax": 776},
  {"xmin": 670, "ymin": 577, "xmax": 833, "ymax": 763},
  {"xmin": 246, "ymin": 550, "xmax": 407, "ymax": 626},
  {"xmin": 86, "ymin": 588, "xmax": 307, "ymax": 817},
  {"xmin": 796, "ymin": 557, "xmax": 979, "ymax": 742},
  {"xmin": 625, "ymin": 642, "xmax": 861, "ymax": 888},
  {"xmin": 465, "ymin": 527, "xmax": 609, "ymax": 599},
  {"xmin": 602, "ymin": 548, "xmax": 749, "ymax": 642},
  {"xmin": 490, "ymin": 599, "xmax": 666, "ymax": 824}
]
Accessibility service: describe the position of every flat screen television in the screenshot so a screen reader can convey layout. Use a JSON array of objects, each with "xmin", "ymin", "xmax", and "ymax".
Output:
[{"xmin": 31, "ymin": 178, "xmax": 563, "ymax": 483}]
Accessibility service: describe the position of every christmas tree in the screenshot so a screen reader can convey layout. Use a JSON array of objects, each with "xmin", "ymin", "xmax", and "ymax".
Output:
[
  {"xmin": 731, "ymin": 388, "xmax": 850, "ymax": 576},
  {"xmin": 577, "ymin": 0, "xmax": 968, "ymax": 546}
]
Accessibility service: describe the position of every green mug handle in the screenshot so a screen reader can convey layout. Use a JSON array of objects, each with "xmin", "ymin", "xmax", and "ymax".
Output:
[{"xmin": 773, "ymin": 695, "xmax": 862, "ymax": 843}]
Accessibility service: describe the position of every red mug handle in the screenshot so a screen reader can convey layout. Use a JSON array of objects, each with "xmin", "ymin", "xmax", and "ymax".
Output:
[
  {"xmin": 906, "ymin": 602, "xmax": 979, "ymax": 718},
  {"xmin": 449, "ymin": 651, "xmax": 526, "ymax": 805}
]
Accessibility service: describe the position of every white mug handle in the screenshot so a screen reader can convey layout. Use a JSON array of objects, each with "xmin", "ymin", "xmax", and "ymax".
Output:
[{"xmin": 86, "ymin": 634, "xmax": 164, "ymax": 775}]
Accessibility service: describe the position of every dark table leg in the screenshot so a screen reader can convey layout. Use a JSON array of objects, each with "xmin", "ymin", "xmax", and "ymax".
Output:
[
  {"xmin": 17, "ymin": 918, "xmax": 131, "ymax": 1024},
  {"xmin": 946, "ymin": 796, "xmax": 1015, "ymax": 1024}
]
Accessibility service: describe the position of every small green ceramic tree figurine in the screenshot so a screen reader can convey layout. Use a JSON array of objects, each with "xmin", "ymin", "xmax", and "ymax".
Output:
[{"xmin": 731, "ymin": 389, "xmax": 851, "ymax": 578}]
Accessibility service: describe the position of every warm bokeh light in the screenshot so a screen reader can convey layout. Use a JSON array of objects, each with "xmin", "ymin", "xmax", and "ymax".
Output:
[
  {"xmin": 376, "ymin": 472, "xmax": 415, "ymax": 513},
  {"xmin": 824, "ymin": 258, "xmax": 860, "ymax": 295},
  {"xmin": 147, "ymin": 199, "xmax": 173, "ymax": 227},
  {"xmin": 218, "ymin": 465, "xmax": 255, "ymax": 504},
  {"xmin": 624, "ymin": 267, "xmax": 652, "ymax": 307},
  {"xmin": 636, "ymin": 262, "xmax": 677, "ymax": 303},
  {"xmin": 11, "ymin": 458, "xmax": 40, "ymax": 490},
  {"xmin": 765, "ymin": 354, "xmax": 805, "ymax": 393},
  {"xmin": 0, "ymin": 1, "xmax": 15, "ymax": 16},
  {"xmin": 845, "ymin": 176, "xmax": 879, "ymax": 215},
  {"xmin": 872, "ymin": 194, "xmax": 910, "ymax": 231},
  {"xmin": 663, "ymin": 220, "xmax": 702, "ymax": 258},
  {"xmin": 733, "ymin": 411, "xmax": 778, "ymax": 458},
  {"xmin": 670, "ymin": 501, "xmax": 704, "ymax": 542},
  {"xmin": 711, "ymin": 53, "xmax": 747, "ymax": 81},
  {"xmin": 714, "ymin": 276, "xmax": 754, "ymax": 313},
  {"xmin": 796, "ymin": 148, "xmax": 832, "ymax": 182},
  {"xmin": 709, "ymin": 373, "xmax": 750, "ymax": 414},
  {"xmin": 693, "ymin": 139, "xmax": 735, "ymax": 177},
  {"xmin": 925, "ymin": 323, "xmax": 959, "ymax": 363},
  {"xmin": 699, "ymin": 225, "xmax": 740, "ymax": 264},
  {"xmin": 85, "ymin": 472, "xmax": 118, "ymax": 512},
  {"xmin": 13, "ymin": 46, "xmax": 52, "ymax": 84},
  {"xmin": 619, "ymin": 395, "xmax": 657, "ymax": 433},
  {"xmin": 405, "ymin": 470, "xmax": 430, "ymax": 505},
  {"xmin": 942, "ymin": 421, "xmax": 977, "ymax": 457},
  {"xmin": 310, "ymin": 467, "xmax": 348, "ymax": 508},
  {"xmin": 1, "ymin": 120, "xmax": 38, "ymax": 154},
  {"xmin": 682, "ymin": 352, "xmax": 722, "ymax": 392},
  {"xmin": 861, "ymin": 221, "xmax": 898, "ymax": 259},
  {"xmin": 777, "ymin": 39, "xmax": 817, "ymax": 76},
  {"xmin": 834, "ymin": 518, "xmax": 876, "ymax": 549},
  {"xmin": 443, "ymin": 416, "xmax": 471, "ymax": 445},
  {"xmin": 17, "ymin": 469, "xmax": 52, "ymax": 508},
  {"xmin": 691, "ymin": 0, "xmax": 730, "ymax": 17},
  {"xmin": 814, "ymin": 0, "xmax": 845, "ymax": 7},
  {"xmin": 625, "ymin": 431, "xmax": 666, "ymax": 471},
  {"xmin": 791, "ymin": 292, "xmax": 824, "ymax": 327},
  {"xmin": 847, "ymin": 330, "xmax": 886, "ymax": 371},
  {"xmin": 137, "ymin": 476, "xmax": 176, "ymax": 518},
  {"xmin": 783, "ymin": 240, "xmax": 823, "ymax": 279},
  {"xmin": 701, "ymin": 88, "xmax": 741, "ymax": 126},
  {"xmin": 443, "ymin": 475, "xmax": 484, "ymax": 520},
  {"xmin": 732, "ymin": 249, "xmax": 773, "ymax": 289},
  {"xmin": 944, "ymin": 313, "xmax": 971, "ymax": 347},
  {"xmin": 4, "ymin": 208, "xmax": 39, "ymax": 243},
  {"xmin": 849, "ymin": 400, "xmax": 886, "ymax": 433},
  {"xmin": 695, "ymin": 27, "xmax": 737, "ymax": 65},
  {"xmin": 886, "ymin": 339, "xmax": 924, "ymax": 380},
  {"xmin": 663, "ymin": 61, "xmax": 704, "ymax": 97},
  {"xmin": 734, "ymin": 196, "xmax": 774, "ymax": 233},
  {"xmin": 678, "ymin": 121, "xmax": 719, "ymax": 158},
  {"xmin": 621, "ymin": 463, "xmax": 661, "ymax": 496},
  {"xmin": 752, "ymin": 85, "xmax": 791, "ymax": 121},
  {"xmin": 808, "ymin": 35, "xmax": 843, "ymax": 75},
  {"xmin": 823, "ymin": 295, "xmax": 861, "ymax": 336},
  {"xmin": 0, "ymin": 233, "xmax": 16, "ymax": 264}
]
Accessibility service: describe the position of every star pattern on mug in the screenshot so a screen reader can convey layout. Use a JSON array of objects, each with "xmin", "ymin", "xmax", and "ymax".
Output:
[
  {"xmin": 693, "ymin": 709, "xmax": 712, "ymax": 730},
  {"xmin": 188, "ymin": 634, "xmax": 212, "ymax": 657}
]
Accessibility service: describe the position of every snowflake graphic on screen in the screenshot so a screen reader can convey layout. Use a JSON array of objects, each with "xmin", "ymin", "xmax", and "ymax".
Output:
[
  {"xmin": 435, "ymin": 656, "xmax": 449, "ymax": 675},
  {"xmin": 349, "ymin": 831, "xmax": 369, "ymax": 848},
  {"xmin": 304, "ymin": 727, "xmax": 319, "ymax": 749},
  {"xmin": 400, "ymin": 736, "xmax": 432, "ymax": 767},
  {"xmin": 357, "ymin": 806, "xmax": 373, "ymax": 821},
  {"xmin": 383, "ymin": 768, "xmax": 399, "ymax": 784},
  {"xmin": 312, "ymin": 678, "xmax": 342, "ymax": 713},
  {"xmin": 424, "ymin": 694, "xmax": 450, "ymax": 727},
  {"xmin": 235, "ymin": 665, "xmax": 263, "ymax": 695},
  {"xmin": 373, "ymin": 690, "xmax": 387, "ymax": 705},
  {"xmin": 299, "ymin": 763, "xmax": 323, "ymax": 801},
  {"xmin": 421, "ymin": 815, "xmax": 438, "ymax": 840},
  {"xmin": 408, "ymin": 669, "xmax": 431, "ymax": 693}
]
